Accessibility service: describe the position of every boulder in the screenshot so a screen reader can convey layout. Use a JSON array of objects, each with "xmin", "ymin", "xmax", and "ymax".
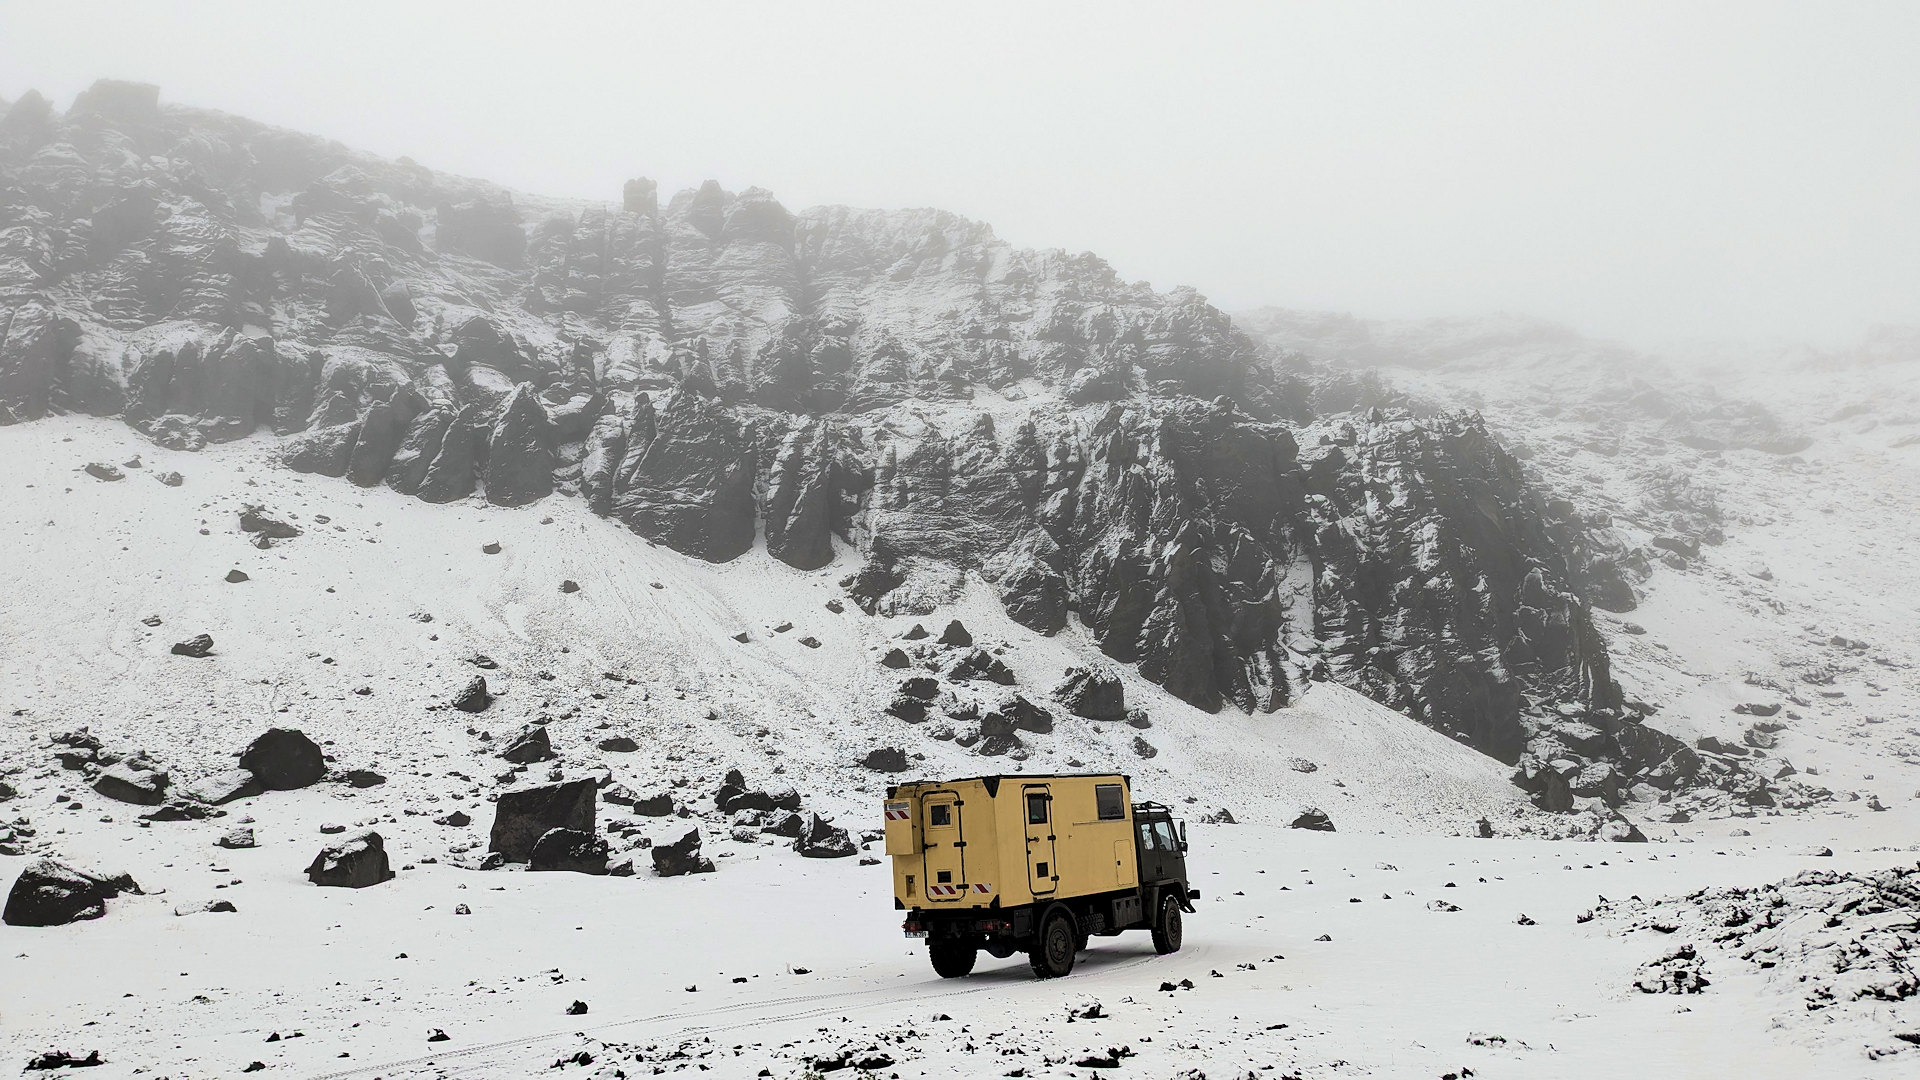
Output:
[
  {"xmin": 858, "ymin": 747, "xmax": 910, "ymax": 772},
  {"xmin": 793, "ymin": 813, "xmax": 857, "ymax": 858},
  {"xmin": 215, "ymin": 827, "xmax": 257, "ymax": 849},
  {"xmin": 84, "ymin": 461, "xmax": 123, "ymax": 481},
  {"xmin": 898, "ymin": 676, "xmax": 940, "ymax": 700},
  {"xmin": 169, "ymin": 633, "xmax": 214, "ymax": 658},
  {"xmin": 93, "ymin": 757, "xmax": 168, "ymax": 805},
  {"xmin": 180, "ymin": 768, "xmax": 262, "ymax": 805},
  {"xmin": 452, "ymin": 675, "xmax": 494, "ymax": 713},
  {"xmin": 937, "ymin": 620, "xmax": 972, "ymax": 647},
  {"xmin": 652, "ymin": 825, "xmax": 714, "ymax": 876},
  {"xmin": 947, "ymin": 648, "xmax": 1015, "ymax": 685},
  {"xmin": 225, "ymin": 569, "xmax": 250, "ymax": 583},
  {"xmin": 498, "ymin": 723, "xmax": 554, "ymax": 763},
  {"xmin": 238, "ymin": 506, "xmax": 302, "ymax": 542},
  {"xmin": 995, "ymin": 693, "xmax": 1054, "ymax": 734},
  {"xmin": 489, "ymin": 779, "xmax": 596, "ymax": 862},
  {"xmin": 528, "ymin": 827, "xmax": 609, "ymax": 874},
  {"xmin": 239, "ymin": 728, "xmax": 326, "ymax": 790},
  {"xmin": 1289, "ymin": 807, "xmax": 1336, "ymax": 832},
  {"xmin": 879, "ymin": 648, "xmax": 910, "ymax": 669},
  {"xmin": 339, "ymin": 769, "xmax": 386, "ymax": 788},
  {"xmin": 1053, "ymin": 665, "xmax": 1126, "ymax": 721},
  {"xmin": 597, "ymin": 735, "xmax": 639, "ymax": 753},
  {"xmin": 3, "ymin": 859, "xmax": 141, "ymax": 926},
  {"xmin": 886, "ymin": 695, "xmax": 928, "ymax": 723},
  {"xmin": 305, "ymin": 829, "xmax": 394, "ymax": 888}
]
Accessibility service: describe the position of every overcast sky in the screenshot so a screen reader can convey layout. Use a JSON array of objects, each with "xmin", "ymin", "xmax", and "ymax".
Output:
[{"xmin": 3, "ymin": 1, "xmax": 1918, "ymax": 349}]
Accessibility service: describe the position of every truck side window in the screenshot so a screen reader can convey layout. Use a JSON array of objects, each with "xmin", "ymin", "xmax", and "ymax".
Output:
[
  {"xmin": 929, "ymin": 803, "xmax": 951, "ymax": 827},
  {"xmin": 1026, "ymin": 793, "xmax": 1049, "ymax": 825},
  {"xmin": 1095, "ymin": 784, "xmax": 1125, "ymax": 820},
  {"xmin": 1153, "ymin": 821, "xmax": 1177, "ymax": 851},
  {"xmin": 1138, "ymin": 822, "xmax": 1157, "ymax": 850}
]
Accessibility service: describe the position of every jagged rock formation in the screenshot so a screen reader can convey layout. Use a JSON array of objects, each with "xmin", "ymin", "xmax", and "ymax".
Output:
[{"xmin": 0, "ymin": 81, "xmax": 1725, "ymax": 806}]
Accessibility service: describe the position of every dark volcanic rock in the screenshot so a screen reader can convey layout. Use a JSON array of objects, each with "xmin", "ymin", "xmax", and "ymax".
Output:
[
  {"xmin": 224, "ymin": 569, "xmax": 249, "ymax": 583},
  {"xmin": 793, "ymin": 813, "xmax": 857, "ymax": 858},
  {"xmin": 239, "ymin": 506, "xmax": 303, "ymax": 541},
  {"xmin": 651, "ymin": 825, "xmax": 714, "ymax": 876},
  {"xmin": 305, "ymin": 829, "xmax": 394, "ymax": 888},
  {"xmin": 92, "ymin": 756, "xmax": 168, "ymax": 805},
  {"xmin": 3, "ymin": 859, "xmax": 140, "ymax": 926},
  {"xmin": 858, "ymin": 746, "xmax": 910, "ymax": 772},
  {"xmin": 180, "ymin": 768, "xmax": 261, "ymax": 805},
  {"xmin": 1053, "ymin": 665, "xmax": 1126, "ymax": 721},
  {"xmin": 239, "ymin": 728, "xmax": 326, "ymax": 790},
  {"xmin": 169, "ymin": 633, "xmax": 214, "ymax": 657},
  {"xmin": 498, "ymin": 723, "xmax": 554, "ymax": 763},
  {"xmin": 484, "ymin": 383, "xmax": 555, "ymax": 507},
  {"xmin": 937, "ymin": 620, "xmax": 973, "ymax": 647},
  {"xmin": 1289, "ymin": 807, "xmax": 1335, "ymax": 832},
  {"xmin": 948, "ymin": 648, "xmax": 1015, "ymax": 685},
  {"xmin": 84, "ymin": 462, "xmax": 123, "ymax": 481},
  {"xmin": 451, "ymin": 675, "xmax": 493, "ymax": 713},
  {"xmin": 528, "ymin": 827, "xmax": 609, "ymax": 874},
  {"xmin": 490, "ymin": 779, "xmax": 596, "ymax": 862},
  {"xmin": 879, "ymin": 647, "xmax": 910, "ymax": 669},
  {"xmin": 597, "ymin": 735, "xmax": 639, "ymax": 753}
]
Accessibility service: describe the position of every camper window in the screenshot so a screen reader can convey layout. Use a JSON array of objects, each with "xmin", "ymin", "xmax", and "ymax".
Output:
[{"xmin": 1095, "ymin": 784, "xmax": 1125, "ymax": 820}]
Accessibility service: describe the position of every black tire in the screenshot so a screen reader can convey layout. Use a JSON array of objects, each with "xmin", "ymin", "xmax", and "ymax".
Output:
[
  {"xmin": 929, "ymin": 938, "xmax": 978, "ymax": 978},
  {"xmin": 1151, "ymin": 895, "xmax": 1184, "ymax": 955},
  {"xmin": 1029, "ymin": 909, "xmax": 1077, "ymax": 979}
]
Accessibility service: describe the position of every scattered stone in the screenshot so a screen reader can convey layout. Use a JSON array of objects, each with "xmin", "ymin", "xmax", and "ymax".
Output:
[
  {"xmin": 937, "ymin": 620, "xmax": 972, "ymax": 647},
  {"xmin": 529, "ymin": 828, "xmax": 610, "ymax": 875},
  {"xmin": 559, "ymin": 579, "xmax": 580, "ymax": 594},
  {"xmin": 481, "ymin": 541, "xmax": 501, "ymax": 554},
  {"xmin": 1288, "ymin": 758, "xmax": 1318, "ymax": 773},
  {"xmin": 24, "ymin": 1050, "xmax": 105, "ymax": 1070},
  {"xmin": 238, "ymin": 506, "xmax": 302, "ymax": 544},
  {"xmin": 652, "ymin": 825, "xmax": 714, "ymax": 876},
  {"xmin": 428, "ymin": 1029, "xmax": 450, "ymax": 1042},
  {"xmin": 452, "ymin": 675, "xmax": 494, "ymax": 713},
  {"xmin": 155, "ymin": 471, "xmax": 183, "ymax": 487},
  {"xmin": 901, "ymin": 624, "xmax": 929, "ymax": 640},
  {"xmin": 215, "ymin": 827, "xmax": 257, "ymax": 849},
  {"xmin": 305, "ymin": 829, "xmax": 394, "ymax": 888},
  {"xmin": 1124, "ymin": 708, "xmax": 1151, "ymax": 729},
  {"xmin": 240, "ymin": 728, "xmax": 327, "ymax": 790},
  {"xmin": 1633, "ymin": 944, "xmax": 1710, "ymax": 994},
  {"xmin": 732, "ymin": 631, "xmax": 750, "ymax": 643},
  {"xmin": 566, "ymin": 1000, "xmax": 589, "ymax": 1016},
  {"xmin": 224, "ymin": 569, "xmax": 249, "ymax": 583},
  {"xmin": 319, "ymin": 823, "xmax": 347, "ymax": 834},
  {"xmin": 1199, "ymin": 808, "xmax": 1237, "ymax": 825},
  {"xmin": 947, "ymin": 648, "xmax": 1015, "ymax": 685},
  {"xmin": 169, "ymin": 633, "xmax": 214, "ymax": 658},
  {"xmin": 339, "ymin": 769, "xmax": 386, "ymax": 788},
  {"xmin": 825, "ymin": 599, "xmax": 844, "ymax": 613},
  {"xmin": 83, "ymin": 462, "xmax": 123, "ymax": 482},
  {"xmin": 3, "ymin": 859, "xmax": 140, "ymax": 926},
  {"xmin": 489, "ymin": 779, "xmax": 596, "ymax": 862},
  {"xmin": 498, "ymin": 723, "xmax": 554, "ymax": 763},
  {"xmin": 597, "ymin": 735, "xmax": 638, "ymax": 753},
  {"xmin": 1289, "ymin": 808, "xmax": 1336, "ymax": 832},
  {"xmin": 798, "ymin": 636, "xmax": 822, "ymax": 649}
]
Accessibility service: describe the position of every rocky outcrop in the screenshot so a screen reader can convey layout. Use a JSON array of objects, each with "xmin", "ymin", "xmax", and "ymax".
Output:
[{"xmin": 0, "ymin": 82, "xmax": 1667, "ymax": 807}]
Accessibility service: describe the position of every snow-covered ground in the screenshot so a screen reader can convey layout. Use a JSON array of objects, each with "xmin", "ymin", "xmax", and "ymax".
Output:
[{"xmin": 6, "ymin": 415, "xmax": 1920, "ymax": 1077}]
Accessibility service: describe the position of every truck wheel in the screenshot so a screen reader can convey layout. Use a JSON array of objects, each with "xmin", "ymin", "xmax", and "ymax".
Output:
[
  {"xmin": 929, "ymin": 939, "xmax": 977, "ymax": 978},
  {"xmin": 1029, "ymin": 909, "xmax": 1077, "ymax": 979},
  {"xmin": 1151, "ymin": 895, "xmax": 1184, "ymax": 954}
]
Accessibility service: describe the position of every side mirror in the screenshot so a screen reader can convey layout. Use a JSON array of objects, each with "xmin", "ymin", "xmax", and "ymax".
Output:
[{"xmin": 1177, "ymin": 821, "xmax": 1189, "ymax": 852}]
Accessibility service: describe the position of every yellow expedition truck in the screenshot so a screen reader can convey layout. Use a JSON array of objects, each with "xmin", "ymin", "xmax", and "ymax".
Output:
[{"xmin": 885, "ymin": 773, "xmax": 1197, "ymax": 978}]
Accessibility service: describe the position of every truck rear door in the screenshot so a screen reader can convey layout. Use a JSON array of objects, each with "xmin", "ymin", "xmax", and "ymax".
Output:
[
  {"xmin": 1023, "ymin": 784, "xmax": 1057, "ymax": 896},
  {"xmin": 920, "ymin": 791, "xmax": 967, "ymax": 901}
]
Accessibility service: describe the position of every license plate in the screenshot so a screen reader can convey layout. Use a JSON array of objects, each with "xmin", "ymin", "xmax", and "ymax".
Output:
[{"xmin": 904, "ymin": 930, "xmax": 928, "ymax": 938}]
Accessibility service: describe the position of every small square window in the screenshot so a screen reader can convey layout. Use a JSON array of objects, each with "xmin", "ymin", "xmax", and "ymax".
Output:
[
  {"xmin": 937, "ymin": 870, "xmax": 952, "ymax": 883},
  {"xmin": 929, "ymin": 803, "xmax": 951, "ymax": 827},
  {"xmin": 1035, "ymin": 862, "xmax": 1049, "ymax": 877},
  {"xmin": 1095, "ymin": 784, "xmax": 1125, "ymax": 820},
  {"xmin": 1026, "ymin": 793, "xmax": 1049, "ymax": 825}
]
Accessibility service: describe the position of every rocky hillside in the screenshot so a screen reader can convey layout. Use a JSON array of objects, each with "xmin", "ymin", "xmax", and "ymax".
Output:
[{"xmin": 0, "ymin": 81, "xmax": 1764, "ymax": 810}]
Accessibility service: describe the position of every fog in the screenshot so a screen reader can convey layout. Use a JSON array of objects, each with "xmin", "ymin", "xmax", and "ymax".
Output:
[{"xmin": 4, "ymin": 0, "xmax": 1917, "ymax": 349}]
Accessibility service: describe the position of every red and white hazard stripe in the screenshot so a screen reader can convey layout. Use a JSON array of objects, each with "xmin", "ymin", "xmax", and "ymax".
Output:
[
  {"xmin": 884, "ymin": 803, "xmax": 911, "ymax": 821},
  {"xmin": 925, "ymin": 883, "xmax": 993, "ymax": 897}
]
